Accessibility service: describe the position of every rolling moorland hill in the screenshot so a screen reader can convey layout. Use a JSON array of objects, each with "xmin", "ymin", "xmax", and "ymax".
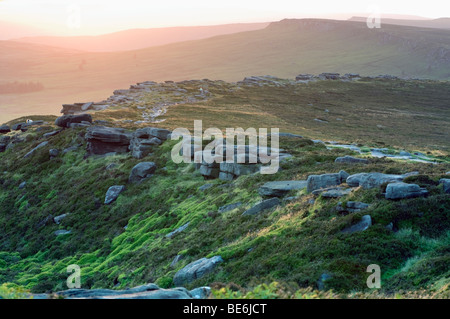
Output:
[
  {"xmin": 1, "ymin": 18, "xmax": 450, "ymax": 123},
  {"xmin": 13, "ymin": 23, "xmax": 270, "ymax": 52},
  {"xmin": 0, "ymin": 75, "xmax": 449, "ymax": 298}
]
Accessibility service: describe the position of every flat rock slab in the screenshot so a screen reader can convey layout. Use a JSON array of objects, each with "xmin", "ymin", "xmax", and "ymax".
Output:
[{"xmin": 259, "ymin": 180, "xmax": 307, "ymax": 197}]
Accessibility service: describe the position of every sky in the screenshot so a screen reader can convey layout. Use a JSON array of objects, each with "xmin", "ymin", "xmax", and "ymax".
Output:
[{"xmin": 0, "ymin": 0, "xmax": 448, "ymax": 36}]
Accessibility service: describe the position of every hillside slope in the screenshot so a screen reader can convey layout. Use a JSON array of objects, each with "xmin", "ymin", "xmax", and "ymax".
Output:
[{"xmin": 0, "ymin": 77, "xmax": 449, "ymax": 298}]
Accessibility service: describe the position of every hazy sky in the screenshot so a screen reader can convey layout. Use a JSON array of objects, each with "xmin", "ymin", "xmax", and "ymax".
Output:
[{"xmin": 0, "ymin": 0, "xmax": 448, "ymax": 36}]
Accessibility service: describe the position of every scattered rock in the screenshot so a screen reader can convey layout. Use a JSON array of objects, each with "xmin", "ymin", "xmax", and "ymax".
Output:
[
  {"xmin": 385, "ymin": 182, "xmax": 428, "ymax": 200},
  {"xmin": 104, "ymin": 185, "xmax": 125, "ymax": 205},
  {"xmin": 242, "ymin": 198, "xmax": 281, "ymax": 216},
  {"xmin": 259, "ymin": 180, "xmax": 307, "ymax": 197},
  {"xmin": 129, "ymin": 127, "xmax": 171, "ymax": 159},
  {"xmin": 24, "ymin": 141, "xmax": 49, "ymax": 158},
  {"xmin": 306, "ymin": 173, "xmax": 344, "ymax": 193},
  {"xmin": 55, "ymin": 114, "xmax": 92, "ymax": 128},
  {"xmin": 173, "ymin": 256, "xmax": 223, "ymax": 286},
  {"xmin": 189, "ymin": 287, "xmax": 211, "ymax": 299},
  {"xmin": 319, "ymin": 73, "xmax": 341, "ymax": 80},
  {"xmin": 18, "ymin": 181, "xmax": 27, "ymax": 189},
  {"xmin": 53, "ymin": 214, "xmax": 68, "ymax": 225},
  {"xmin": 43, "ymin": 130, "xmax": 60, "ymax": 138},
  {"xmin": 337, "ymin": 201, "xmax": 370, "ymax": 213},
  {"xmin": 49, "ymin": 149, "xmax": 59, "ymax": 158},
  {"xmin": 170, "ymin": 255, "xmax": 185, "ymax": 268},
  {"xmin": 218, "ymin": 202, "xmax": 242, "ymax": 213},
  {"xmin": 54, "ymin": 230, "xmax": 72, "ymax": 236},
  {"xmin": 314, "ymin": 187, "xmax": 353, "ymax": 198},
  {"xmin": 346, "ymin": 172, "xmax": 404, "ymax": 189},
  {"xmin": 335, "ymin": 156, "xmax": 369, "ymax": 164},
  {"xmin": 341, "ymin": 215, "xmax": 372, "ymax": 234},
  {"xmin": 129, "ymin": 162, "xmax": 157, "ymax": 183},
  {"xmin": 0, "ymin": 125, "xmax": 11, "ymax": 134},
  {"xmin": 166, "ymin": 222, "xmax": 190, "ymax": 238}
]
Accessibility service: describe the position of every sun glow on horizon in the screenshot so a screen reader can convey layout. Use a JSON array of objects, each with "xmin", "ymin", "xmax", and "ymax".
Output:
[{"xmin": 0, "ymin": 0, "xmax": 449, "ymax": 37}]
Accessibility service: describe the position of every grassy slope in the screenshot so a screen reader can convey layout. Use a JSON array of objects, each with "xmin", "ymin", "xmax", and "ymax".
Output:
[
  {"xmin": 1, "ymin": 19, "xmax": 450, "ymax": 123},
  {"xmin": 0, "ymin": 79, "xmax": 449, "ymax": 297}
]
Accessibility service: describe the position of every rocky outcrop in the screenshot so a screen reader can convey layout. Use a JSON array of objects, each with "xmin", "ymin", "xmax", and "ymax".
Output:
[
  {"xmin": 173, "ymin": 256, "xmax": 223, "ymax": 286},
  {"xmin": 385, "ymin": 182, "xmax": 428, "ymax": 199},
  {"xmin": 55, "ymin": 114, "xmax": 92, "ymax": 128},
  {"xmin": 104, "ymin": 185, "xmax": 125, "ymax": 205},
  {"xmin": 129, "ymin": 127, "xmax": 171, "ymax": 159},
  {"xmin": 129, "ymin": 162, "xmax": 157, "ymax": 183},
  {"xmin": 242, "ymin": 198, "xmax": 281, "ymax": 216},
  {"xmin": 259, "ymin": 180, "xmax": 307, "ymax": 197},
  {"xmin": 85, "ymin": 126, "xmax": 132, "ymax": 155}
]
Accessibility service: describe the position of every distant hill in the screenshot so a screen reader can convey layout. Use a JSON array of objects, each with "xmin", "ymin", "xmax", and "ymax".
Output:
[
  {"xmin": 0, "ymin": 20, "xmax": 50, "ymax": 40},
  {"xmin": 13, "ymin": 23, "xmax": 270, "ymax": 52},
  {"xmin": 349, "ymin": 16, "xmax": 450, "ymax": 29},
  {"xmin": 2, "ymin": 18, "xmax": 450, "ymax": 122}
]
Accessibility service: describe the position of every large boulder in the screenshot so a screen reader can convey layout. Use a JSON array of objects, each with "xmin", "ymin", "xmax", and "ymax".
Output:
[
  {"xmin": 85, "ymin": 126, "xmax": 132, "ymax": 155},
  {"xmin": 129, "ymin": 162, "xmax": 157, "ymax": 183},
  {"xmin": 346, "ymin": 173, "xmax": 404, "ymax": 189},
  {"xmin": 335, "ymin": 156, "xmax": 369, "ymax": 164},
  {"xmin": 129, "ymin": 127, "xmax": 171, "ymax": 159},
  {"xmin": 173, "ymin": 256, "xmax": 223, "ymax": 286},
  {"xmin": 259, "ymin": 180, "xmax": 307, "ymax": 197},
  {"xmin": 242, "ymin": 198, "xmax": 281, "ymax": 216},
  {"xmin": 306, "ymin": 173, "xmax": 344, "ymax": 193},
  {"xmin": 55, "ymin": 114, "xmax": 92, "ymax": 128},
  {"xmin": 104, "ymin": 185, "xmax": 125, "ymax": 205},
  {"xmin": 385, "ymin": 182, "xmax": 428, "ymax": 200}
]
